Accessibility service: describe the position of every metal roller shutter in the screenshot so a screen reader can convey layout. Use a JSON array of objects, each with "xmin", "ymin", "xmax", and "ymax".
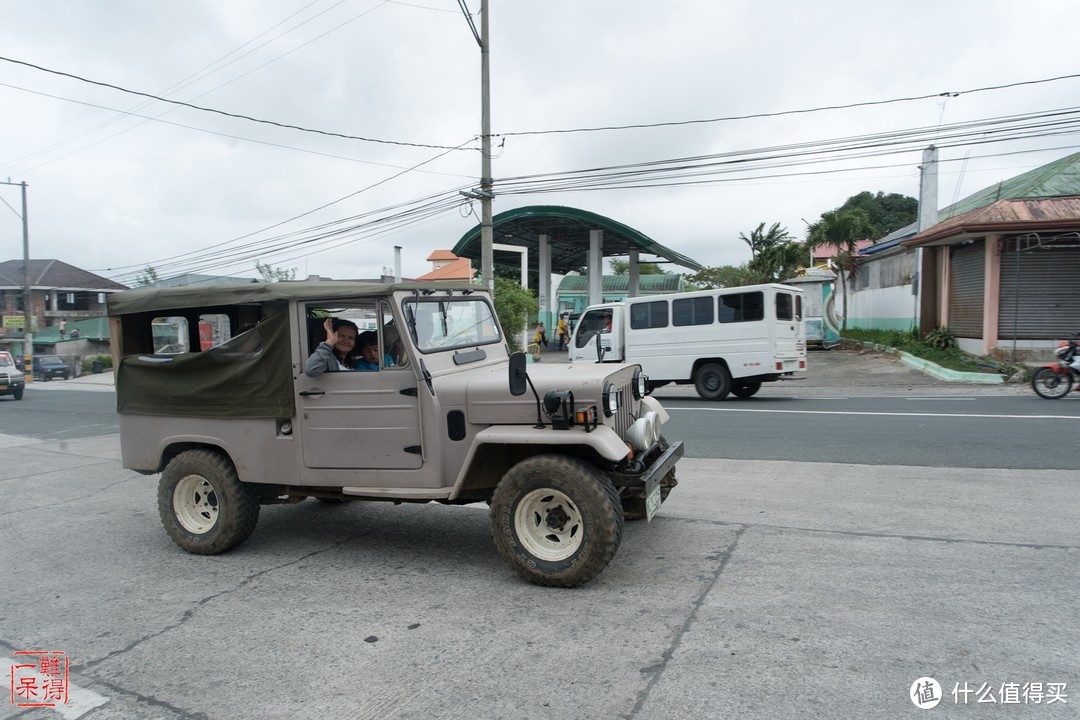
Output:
[
  {"xmin": 999, "ymin": 246, "xmax": 1080, "ymax": 339},
  {"xmin": 948, "ymin": 241, "xmax": 984, "ymax": 337}
]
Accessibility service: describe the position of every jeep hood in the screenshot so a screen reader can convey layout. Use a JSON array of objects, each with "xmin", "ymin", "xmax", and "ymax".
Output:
[{"xmin": 465, "ymin": 362, "xmax": 638, "ymax": 426}]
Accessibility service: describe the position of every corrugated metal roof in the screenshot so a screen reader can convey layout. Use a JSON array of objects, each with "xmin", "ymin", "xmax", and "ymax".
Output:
[
  {"xmin": 903, "ymin": 195, "xmax": 1080, "ymax": 247},
  {"xmin": 883, "ymin": 151, "xmax": 1080, "ymax": 248}
]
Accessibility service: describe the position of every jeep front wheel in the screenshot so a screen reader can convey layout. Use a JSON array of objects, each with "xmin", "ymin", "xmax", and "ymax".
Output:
[
  {"xmin": 490, "ymin": 455, "xmax": 623, "ymax": 588},
  {"xmin": 158, "ymin": 449, "xmax": 260, "ymax": 555}
]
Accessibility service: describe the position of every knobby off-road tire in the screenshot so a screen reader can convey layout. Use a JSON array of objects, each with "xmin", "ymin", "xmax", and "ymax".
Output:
[
  {"xmin": 158, "ymin": 449, "xmax": 260, "ymax": 555},
  {"xmin": 490, "ymin": 455, "xmax": 624, "ymax": 588},
  {"xmin": 731, "ymin": 380, "xmax": 762, "ymax": 399},
  {"xmin": 1031, "ymin": 367, "xmax": 1073, "ymax": 399},
  {"xmin": 694, "ymin": 362, "xmax": 732, "ymax": 400}
]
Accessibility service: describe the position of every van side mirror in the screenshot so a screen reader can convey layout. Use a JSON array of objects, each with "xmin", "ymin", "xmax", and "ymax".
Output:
[{"xmin": 508, "ymin": 352, "xmax": 527, "ymax": 396}]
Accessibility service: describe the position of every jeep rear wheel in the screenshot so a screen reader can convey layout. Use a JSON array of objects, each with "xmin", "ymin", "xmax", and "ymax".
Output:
[
  {"xmin": 490, "ymin": 455, "xmax": 623, "ymax": 588},
  {"xmin": 158, "ymin": 449, "xmax": 260, "ymax": 555}
]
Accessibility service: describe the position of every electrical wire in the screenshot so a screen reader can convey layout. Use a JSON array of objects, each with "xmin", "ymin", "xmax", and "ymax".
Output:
[
  {"xmin": 0, "ymin": 54, "xmax": 468, "ymax": 151},
  {"xmin": 495, "ymin": 72, "xmax": 1080, "ymax": 138}
]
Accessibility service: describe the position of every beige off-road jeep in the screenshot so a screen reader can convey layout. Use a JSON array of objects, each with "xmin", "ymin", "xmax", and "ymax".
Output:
[{"xmin": 109, "ymin": 281, "xmax": 682, "ymax": 587}]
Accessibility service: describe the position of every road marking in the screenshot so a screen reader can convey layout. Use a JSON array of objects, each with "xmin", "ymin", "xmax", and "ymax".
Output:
[
  {"xmin": 3, "ymin": 656, "xmax": 109, "ymax": 719},
  {"xmin": 664, "ymin": 406, "xmax": 1080, "ymax": 420}
]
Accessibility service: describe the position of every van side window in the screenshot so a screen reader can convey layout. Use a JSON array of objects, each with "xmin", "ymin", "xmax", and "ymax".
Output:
[
  {"xmin": 776, "ymin": 293, "xmax": 793, "ymax": 321},
  {"xmin": 673, "ymin": 297, "xmax": 713, "ymax": 326},
  {"xmin": 630, "ymin": 301, "xmax": 668, "ymax": 330},
  {"xmin": 718, "ymin": 292, "xmax": 765, "ymax": 323}
]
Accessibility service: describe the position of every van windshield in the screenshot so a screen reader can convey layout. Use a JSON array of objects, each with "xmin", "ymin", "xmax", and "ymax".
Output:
[{"xmin": 403, "ymin": 297, "xmax": 502, "ymax": 353}]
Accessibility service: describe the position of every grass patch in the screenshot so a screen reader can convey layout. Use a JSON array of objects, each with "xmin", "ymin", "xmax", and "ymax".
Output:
[{"xmin": 839, "ymin": 328, "xmax": 1023, "ymax": 376}]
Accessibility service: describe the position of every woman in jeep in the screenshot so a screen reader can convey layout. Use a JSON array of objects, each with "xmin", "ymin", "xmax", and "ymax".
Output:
[{"xmin": 304, "ymin": 318, "xmax": 361, "ymax": 376}]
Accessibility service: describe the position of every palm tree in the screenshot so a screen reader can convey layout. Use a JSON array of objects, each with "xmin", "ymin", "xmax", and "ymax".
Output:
[
  {"xmin": 739, "ymin": 222, "xmax": 791, "ymax": 260},
  {"xmin": 805, "ymin": 209, "xmax": 873, "ymax": 331}
]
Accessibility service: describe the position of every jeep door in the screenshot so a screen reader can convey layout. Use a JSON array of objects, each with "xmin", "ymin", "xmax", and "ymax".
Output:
[{"xmin": 295, "ymin": 300, "xmax": 422, "ymax": 470}]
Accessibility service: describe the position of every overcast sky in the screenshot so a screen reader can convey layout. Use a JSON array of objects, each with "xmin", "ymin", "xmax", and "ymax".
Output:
[{"xmin": 2, "ymin": 0, "xmax": 1079, "ymax": 286}]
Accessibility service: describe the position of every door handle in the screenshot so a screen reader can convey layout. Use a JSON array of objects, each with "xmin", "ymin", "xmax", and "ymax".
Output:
[{"xmin": 299, "ymin": 390, "xmax": 325, "ymax": 397}]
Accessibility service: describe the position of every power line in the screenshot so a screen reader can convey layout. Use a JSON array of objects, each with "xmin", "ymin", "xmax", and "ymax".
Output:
[
  {"xmin": 0, "ymin": 81, "xmax": 475, "ymax": 178},
  {"xmin": 495, "ymin": 72, "xmax": 1080, "ymax": 138},
  {"xmin": 0, "ymin": 54, "xmax": 468, "ymax": 151}
]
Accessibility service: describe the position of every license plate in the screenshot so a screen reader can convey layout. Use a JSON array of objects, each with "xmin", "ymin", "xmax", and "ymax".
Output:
[
  {"xmin": 645, "ymin": 482, "xmax": 662, "ymax": 521},
  {"xmin": 0, "ymin": 384, "xmax": 7, "ymax": 391}
]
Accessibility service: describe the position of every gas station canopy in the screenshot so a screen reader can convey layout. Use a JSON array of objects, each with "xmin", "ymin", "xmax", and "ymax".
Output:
[{"xmin": 452, "ymin": 205, "xmax": 703, "ymax": 273}]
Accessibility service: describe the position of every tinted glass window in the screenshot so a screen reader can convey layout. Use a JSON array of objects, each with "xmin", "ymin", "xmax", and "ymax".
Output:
[
  {"xmin": 718, "ymin": 292, "xmax": 765, "ymax": 323},
  {"xmin": 776, "ymin": 293, "xmax": 793, "ymax": 321},
  {"xmin": 795, "ymin": 295, "xmax": 802, "ymax": 320},
  {"xmin": 673, "ymin": 297, "xmax": 714, "ymax": 326},
  {"xmin": 630, "ymin": 301, "xmax": 668, "ymax": 330}
]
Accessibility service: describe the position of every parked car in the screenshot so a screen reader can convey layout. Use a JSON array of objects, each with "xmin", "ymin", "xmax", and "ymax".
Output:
[
  {"xmin": 0, "ymin": 351, "xmax": 25, "ymax": 400},
  {"xmin": 34, "ymin": 355, "xmax": 71, "ymax": 381}
]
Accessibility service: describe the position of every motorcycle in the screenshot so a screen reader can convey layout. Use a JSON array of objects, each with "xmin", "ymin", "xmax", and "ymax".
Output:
[{"xmin": 1031, "ymin": 336, "xmax": 1080, "ymax": 399}]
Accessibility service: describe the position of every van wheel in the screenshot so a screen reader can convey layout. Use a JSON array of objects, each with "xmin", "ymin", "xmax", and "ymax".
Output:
[
  {"xmin": 731, "ymin": 381, "xmax": 762, "ymax": 398},
  {"xmin": 12, "ymin": 387, "xmax": 23, "ymax": 400},
  {"xmin": 694, "ymin": 363, "xmax": 731, "ymax": 400},
  {"xmin": 158, "ymin": 449, "xmax": 260, "ymax": 555},
  {"xmin": 491, "ymin": 455, "xmax": 623, "ymax": 587}
]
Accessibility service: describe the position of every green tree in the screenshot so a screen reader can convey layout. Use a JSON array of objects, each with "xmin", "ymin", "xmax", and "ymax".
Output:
[
  {"xmin": 805, "ymin": 208, "xmax": 874, "ymax": 330},
  {"xmin": 739, "ymin": 222, "xmax": 791, "ymax": 260},
  {"xmin": 683, "ymin": 264, "xmax": 762, "ymax": 290},
  {"xmin": 135, "ymin": 266, "xmax": 158, "ymax": 286},
  {"xmin": 608, "ymin": 259, "xmax": 667, "ymax": 275},
  {"xmin": 837, "ymin": 191, "xmax": 918, "ymax": 237},
  {"xmin": 255, "ymin": 260, "xmax": 297, "ymax": 282},
  {"xmin": 492, "ymin": 276, "xmax": 537, "ymax": 351}
]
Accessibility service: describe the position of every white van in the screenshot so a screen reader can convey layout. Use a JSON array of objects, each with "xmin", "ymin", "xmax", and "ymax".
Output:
[{"xmin": 569, "ymin": 283, "xmax": 807, "ymax": 399}]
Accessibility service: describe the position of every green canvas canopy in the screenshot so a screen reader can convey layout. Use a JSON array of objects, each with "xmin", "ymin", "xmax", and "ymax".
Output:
[
  {"xmin": 116, "ymin": 306, "xmax": 296, "ymax": 418},
  {"xmin": 107, "ymin": 280, "xmax": 479, "ymax": 316}
]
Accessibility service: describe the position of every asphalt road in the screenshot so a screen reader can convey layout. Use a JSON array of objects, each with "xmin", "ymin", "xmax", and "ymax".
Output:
[{"xmin": 1, "ymin": 353, "xmax": 1076, "ymax": 719}]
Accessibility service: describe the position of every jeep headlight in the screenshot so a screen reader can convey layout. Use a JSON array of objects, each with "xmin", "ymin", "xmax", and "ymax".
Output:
[
  {"xmin": 626, "ymin": 411, "xmax": 659, "ymax": 451},
  {"xmin": 602, "ymin": 382, "xmax": 620, "ymax": 417},
  {"xmin": 632, "ymin": 367, "xmax": 647, "ymax": 399}
]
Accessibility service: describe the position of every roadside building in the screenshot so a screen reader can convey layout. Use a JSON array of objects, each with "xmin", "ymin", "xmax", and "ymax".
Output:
[
  {"xmin": 843, "ymin": 151, "xmax": 1080, "ymax": 360},
  {"xmin": 0, "ymin": 259, "xmax": 127, "ymax": 358}
]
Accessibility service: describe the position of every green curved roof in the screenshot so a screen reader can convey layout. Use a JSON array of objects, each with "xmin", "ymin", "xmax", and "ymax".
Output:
[{"xmin": 452, "ymin": 205, "xmax": 702, "ymax": 274}]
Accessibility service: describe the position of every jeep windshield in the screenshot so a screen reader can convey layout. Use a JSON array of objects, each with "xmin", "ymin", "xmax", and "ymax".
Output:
[{"xmin": 404, "ymin": 296, "xmax": 501, "ymax": 353}]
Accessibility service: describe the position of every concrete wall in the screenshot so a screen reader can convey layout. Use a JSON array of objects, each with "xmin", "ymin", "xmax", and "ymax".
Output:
[{"xmin": 847, "ymin": 283, "xmax": 917, "ymax": 332}]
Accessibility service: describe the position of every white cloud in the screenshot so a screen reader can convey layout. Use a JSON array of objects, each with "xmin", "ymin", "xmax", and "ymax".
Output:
[{"xmin": 1, "ymin": 0, "xmax": 1079, "ymax": 284}]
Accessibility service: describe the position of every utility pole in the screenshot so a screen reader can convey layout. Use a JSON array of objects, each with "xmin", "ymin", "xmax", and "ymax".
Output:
[
  {"xmin": 1, "ymin": 180, "xmax": 31, "ymax": 380},
  {"xmin": 458, "ymin": 0, "xmax": 493, "ymax": 292},
  {"xmin": 479, "ymin": 0, "xmax": 493, "ymax": 294}
]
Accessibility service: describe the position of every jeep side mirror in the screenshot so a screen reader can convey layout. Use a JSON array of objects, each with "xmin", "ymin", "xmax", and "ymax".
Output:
[{"xmin": 508, "ymin": 352, "xmax": 527, "ymax": 396}]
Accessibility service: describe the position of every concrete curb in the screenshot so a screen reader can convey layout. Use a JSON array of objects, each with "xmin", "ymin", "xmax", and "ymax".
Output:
[
  {"xmin": 848, "ymin": 340, "xmax": 1004, "ymax": 384},
  {"xmin": 897, "ymin": 351, "xmax": 1003, "ymax": 384}
]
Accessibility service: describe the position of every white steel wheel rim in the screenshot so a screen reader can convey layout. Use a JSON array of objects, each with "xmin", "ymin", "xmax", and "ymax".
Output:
[
  {"xmin": 173, "ymin": 474, "xmax": 219, "ymax": 534},
  {"xmin": 514, "ymin": 488, "xmax": 584, "ymax": 562}
]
